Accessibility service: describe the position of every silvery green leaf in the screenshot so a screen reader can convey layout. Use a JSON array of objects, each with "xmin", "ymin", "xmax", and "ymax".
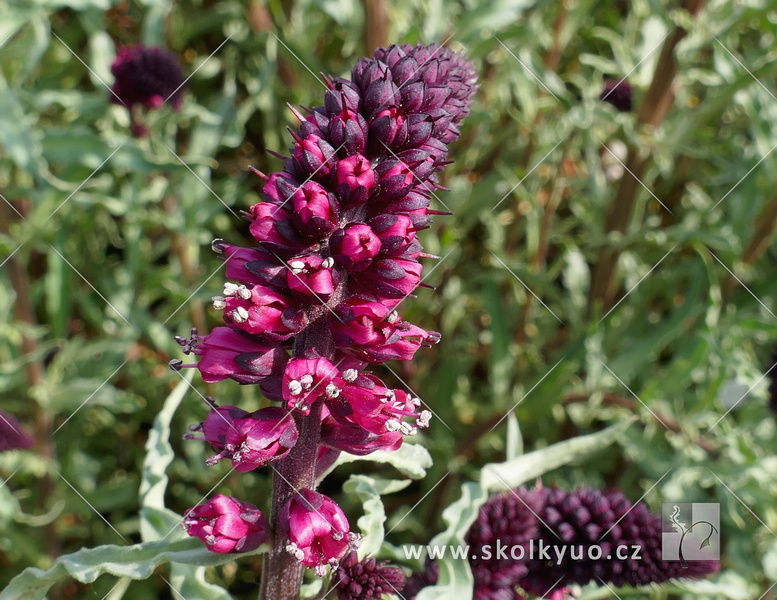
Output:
[
  {"xmin": 480, "ymin": 418, "xmax": 636, "ymax": 492},
  {"xmin": 0, "ymin": 538, "xmax": 267, "ymax": 600},
  {"xmin": 505, "ymin": 412, "xmax": 522, "ymax": 460},
  {"xmin": 321, "ymin": 442, "xmax": 433, "ymax": 482},
  {"xmin": 343, "ymin": 474, "xmax": 411, "ymax": 559}
]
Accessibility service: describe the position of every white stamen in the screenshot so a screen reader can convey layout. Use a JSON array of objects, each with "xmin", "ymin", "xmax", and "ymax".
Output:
[
  {"xmin": 232, "ymin": 306, "xmax": 249, "ymax": 323},
  {"xmin": 322, "ymin": 257, "xmax": 334, "ymax": 268},
  {"xmin": 212, "ymin": 296, "xmax": 227, "ymax": 310},
  {"xmin": 299, "ymin": 374, "xmax": 314, "ymax": 389},
  {"xmin": 387, "ymin": 310, "xmax": 398, "ymax": 323},
  {"xmin": 205, "ymin": 534, "xmax": 217, "ymax": 545},
  {"xmin": 342, "ymin": 369, "xmax": 358, "ymax": 383},
  {"xmin": 385, "ymin": 419, "xmax": 401, "ymax": 432},
  {"xmin": 286, "ymin": 542, "xmax": 305, "ymax": 562},
  {"xmin": 288, "ymin": 380, "xmax": 303, "ymax": 396},
  {"xmin": 237, "ymin": 285, "xmax": 252, "ymax": 300},
  {"xmin": 223, "ymin": 282, "xmax": 239, "ymax": 297},
  {"xmin": 400, "ymin": 422, "xmax": 414, "ymax": 435},
  {"xmin": 331, "ymin": 530, "xmax": 344, "ymax": 541},
  {"xmin": 289, "ymin": 260, "xmax": 306, "ymax": 270},
  {"xmin": 418, "ymin": 410, "xmax": 432, "ymax": 428},
  {"xmin": 326, "ymin": 383, "xmax": 340, "ymax": 398}
]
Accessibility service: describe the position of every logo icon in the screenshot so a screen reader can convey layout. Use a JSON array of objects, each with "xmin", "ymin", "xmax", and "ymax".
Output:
[{"xmin": 661, "ymin": 503, "xmax": 720, "ymax": 563}]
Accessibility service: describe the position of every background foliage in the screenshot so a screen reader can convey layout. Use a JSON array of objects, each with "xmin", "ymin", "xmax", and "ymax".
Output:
[{"xmin": 2, "ymin": 0, "xmax": 777, "ymax": 598}]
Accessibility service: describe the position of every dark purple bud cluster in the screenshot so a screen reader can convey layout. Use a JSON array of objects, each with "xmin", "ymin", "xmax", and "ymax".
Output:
[
  {"xmin": 335, "ymin": 551, "xmax": 405, "ymax": 600},
  {"xmin": 466, "ymin": 486, "xmax": 720, "ymax": 599},
  {"xmin": 110, "ymin": 45, "xmax": 185, "ymax": 110},
  {"xmin": 174, "ymin": 43, "xmax": 477, "ymax": 575}
]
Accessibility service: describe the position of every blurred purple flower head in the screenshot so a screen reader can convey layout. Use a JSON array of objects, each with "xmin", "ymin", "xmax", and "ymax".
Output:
[
  {"xmin": 402, "ymin": 558, "xmax": 439, "ymax": 599},
  {"xmin": 335, "ymin": 551, "xmax": 405, "ymax": 600},
  {"xmin": 0, "ymin": 410, "xmax": 35, "ymax": 452},
  {"xmin": 182, "ymin": 494, "xmax": 268, "ymax": 554},
  {"xmin": 600, "ymin": 78, "xmax": 632, "ymax": 112},
  {"xmin": 467, "ymin": 486, "xmax": 720, "ymax": 598},
  {"xmin": 110, "ymin": 45, "xmax": 185, "ymax": 110}
]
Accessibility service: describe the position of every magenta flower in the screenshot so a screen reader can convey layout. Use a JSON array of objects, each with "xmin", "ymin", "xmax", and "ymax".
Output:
[
  {"xmin": 286, "ymin": 255, "xmax": 338, "ymax": 299},
  {"xmin": 0, "ymin": 410, "xmax": 35, "ymax": 452},
  {"xmin": 330, "ymin": 223, "xmax": 382, "ymax": 271},
  {"xmin": 172, "ymin": 327, "xmax": 288, "ymax": 385},
  {"xmin": 331, "ymin": 300, "xmax": 440, "ymax": 363},
  {"xmin": 281, "ymin": 489, "xmax": 360, "ymax": 575},
  {"xmin": 281, "ymin": 357, "xmax": 341, "ymax": 414},
  {"xmin": 291, "ymin": 181, "xmax": 339, "ymax": 236},
  {"xmin": 201, "ymin": 407, "xmax": 299, "ymax": 472},
  {"xmin": 320, "ymin": 414, "xmax": 403, "ymax": 455},
  {"xmin": 184, "ymin": 403, "xmax": 248, "ymax": 450},
  {"xmin": 218, "ymin": 283, "xmax": 304, "ymax": 340},
  {"xmin": 183, "ymin": 494, "xmax": 268, "ymax": 553}
]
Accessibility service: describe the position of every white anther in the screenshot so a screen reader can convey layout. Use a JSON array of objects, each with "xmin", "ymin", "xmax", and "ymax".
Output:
[
  {"xmin": 299, "ymin": 374, "xmax": 314, "ymax": 389},
  {"xmin": 342, "ymin": 369, "xmax": 358, "ymax": 383},
  {"xmin": 232, "ymin": 306, "xmax": 249, "ymax": 323},
  {"xmin": 418, "ymin": 410, "xmax": 432, "ymax": 428},
  {"xmin": 400, "ymin": 422, "xmax": 414, "ymax": 435},
  {"xmin": 326, "ymin": 384, "xmax": 340, "ymax": 398},
  {"xmin": 385, "ymin": 419, "xmax": 401, "ymax": 432},
  {"xmin": 212, "ymin": 296, "xmax": 227, "ymax": 310},
  {"xmin": 223, "ymin": 282, "xmax": 239, "ymax": 297},
  {"xmin": 331, "ymin": 530, "xmax": 344, "ymax": 541},
  {"xmin": 322, "ymin": 257, "xmax": 334, "ymax": 268},
  {"xmin": 205, "ymin": 534, "xmax": 217, "ymax": 545},
  {"xmin": 288, "ymin": 380, "xmax": 303, "ymax": 396},
  {"xmin": 286, "ymin": 542, "xmax": 305, "ymax": 562},
  {"xmin": 387, "ymin": 310, "xmax": 398, "ymax": 324},
  {"xmin": 315, "ymin": 564, "xmax": 327, "ymax": 577},
  {"xmin": 289, "ymin": 260, "xmax": 306, "ymax": 270},
  {"xmin": 237, "ymin": 285, "xmax": 252, "ymax": 300}
]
